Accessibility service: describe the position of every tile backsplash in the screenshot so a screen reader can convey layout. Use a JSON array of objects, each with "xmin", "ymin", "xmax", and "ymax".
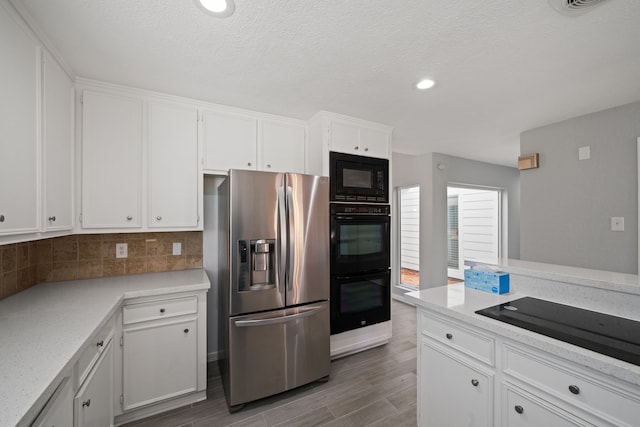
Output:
[{"xmin": 0, "ymin": 232, "xmax": 203, "ymax": 300}]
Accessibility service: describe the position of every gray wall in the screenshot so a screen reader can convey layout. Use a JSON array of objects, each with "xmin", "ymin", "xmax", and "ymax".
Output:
[
  {"xmin": 520, "ymin": 101, "xmax": 639, "ymax": 274},
  {"xmin": 393, "ymin": 153, "xmax": 520, "ymax": 290}
]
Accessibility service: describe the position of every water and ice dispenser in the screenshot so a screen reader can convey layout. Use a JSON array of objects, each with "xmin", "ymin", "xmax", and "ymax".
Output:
[{"xmin": 237, "ymin": 239, "xmax": 276, "ymax": 290}]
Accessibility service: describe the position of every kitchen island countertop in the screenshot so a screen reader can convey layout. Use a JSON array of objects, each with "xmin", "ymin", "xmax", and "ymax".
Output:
[{"xmin": 0, "ymin": 268, "xmax": 210, "ymax": 427}]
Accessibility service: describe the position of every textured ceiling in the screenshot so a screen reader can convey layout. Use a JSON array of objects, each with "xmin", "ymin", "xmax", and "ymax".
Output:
[{"xmin": 16, "ymin": 0, "xmax": 640, "ymax": 166}]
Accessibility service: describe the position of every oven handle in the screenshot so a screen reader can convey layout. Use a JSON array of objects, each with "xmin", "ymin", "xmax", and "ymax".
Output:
[
  {"xmin": 334, "ymin": 272, "xmax": 389, "ymax": 281},
  {"xmin": 334, "ymin": 215, "xmax": 390, "ymax": 220}
]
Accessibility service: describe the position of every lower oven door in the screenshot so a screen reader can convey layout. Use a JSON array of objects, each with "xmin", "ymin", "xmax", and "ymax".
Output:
[{"xmin": 330, "ymin": 270, "xmax": 391, "ymax": 335}]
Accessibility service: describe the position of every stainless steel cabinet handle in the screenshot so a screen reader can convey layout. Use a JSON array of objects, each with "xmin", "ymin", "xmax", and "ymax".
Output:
[
  {"xmin": 184, "ymin": 328, "xmax": 189, "ymax": 333},
  {"xmin": 267, "ymin": 164, "xmax": 271, "ymax": 168},
  {"xmin": 48, "ymin": 216, "xmax": 56, "ymax": 222},
  {"xmin": 0, "ymin": 215, "xmax": 5, "ymax": 222},
  {"xmin": 354, "ymin": 145, "xmax": 359, "ymax": 150},
  {"xmin": 82, "ymin": 399, "xmax": 91, "ymax": 408},
  {"xmin": 568, "ymin": 385, "xmax": 580, "ymax": 395},
  {"xmin": 126, "ymin": 216, "xmax": 133, "ymax": 221},
  {"xmin": 514, "ymin": 405, "xmax": 524, "ymax": 414},
  {"xmin": 364, "ymin": 147, "xmax": 369, "ymax": 152},
  {"xmin": 445, "ymin": 333, "xmax": 453, "ymax": 340},
  {"xmin": 160, "ymin": 308, "xmax": 165, "ymax": 313},
  {"xmin": 156, "ymin": 216, "xmax": 162, "ymax": 221},
  {"xmin": 96, "ymin": 340, "xmax": 104, "ymax": 348},
  {"xmin": 247, "ymin": 162, "xmax": 252, "ymax": 166},
  {"xmin": 471, "ymin": 379, "xmax": 479, "ymax": 387}
]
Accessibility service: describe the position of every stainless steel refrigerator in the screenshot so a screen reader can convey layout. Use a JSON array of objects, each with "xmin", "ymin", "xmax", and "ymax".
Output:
[{"xmin": 217, "ymin": 169, "xmax": 330, "ymax": 409}]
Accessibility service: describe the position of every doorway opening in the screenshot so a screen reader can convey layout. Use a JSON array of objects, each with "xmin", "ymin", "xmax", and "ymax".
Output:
[
  {"xmin": 398, "ymin": 185, "xmax": 420, "ymax": 290},
  {"xmin": 447, "ymin": 186, "xmax": 502, "ymax": 281}
]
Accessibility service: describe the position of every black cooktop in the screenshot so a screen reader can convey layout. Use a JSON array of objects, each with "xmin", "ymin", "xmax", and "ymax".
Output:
[{"xmin": 475, "ymin": 297, "xmax": 640, "ymax": 366}]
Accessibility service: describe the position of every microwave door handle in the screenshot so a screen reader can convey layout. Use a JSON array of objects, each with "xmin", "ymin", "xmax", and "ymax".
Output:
[
  {"xmin": 286, "ymin": 185, "xmax": 295, "ymax": 293},
  {"xmin": 277, "ymin": 185, "xmax": 287, "ymax": 294}
]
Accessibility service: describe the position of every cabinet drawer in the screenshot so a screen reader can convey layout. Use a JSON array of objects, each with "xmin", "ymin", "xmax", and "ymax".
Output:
[
  {"xmin": 503, "ymin": 384, "xmax": 594, "ymax": 427},
  {"xmin": 77, "ymin": 320, "xmax": 113, "ymax": 387},
  {"xmin": 123, "ymin": 296, "xmax": 197, "ymax": 325},
  {"xmin": 420, "ymin": 311, "xmax": 494, "ymax": 365},
  {"xmin": 503, "ymin": 345, "xmax": 640, "ymax": 427}
]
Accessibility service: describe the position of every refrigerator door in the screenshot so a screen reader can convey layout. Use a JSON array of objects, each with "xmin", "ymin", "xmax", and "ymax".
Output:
[
  {"xmin": 285, "ymin": 173, "xmax": 330, "ymax": 306},
  {"xmin": 226, "ymin": 301, "xmax": 330, "ymax": 406},
  {"xmin": 229, "ymin": 169, "xmax": 285, "ymax": 316}
]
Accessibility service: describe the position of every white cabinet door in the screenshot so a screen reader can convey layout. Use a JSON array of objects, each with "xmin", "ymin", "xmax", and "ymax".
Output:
[
  {"xmin": 329, "ymin": 120, "xmax": 389, "ymax": 159},
  {"xmin": 32, "ymin": 377, "xmax": 73, "ymax": 427},
  {"xmin": 74, "ymin": 340, "xmax": 113, "ymax": 427},
  {"xmin": 81, "ymin": 90, "xmax": 142, "ymax": 228},
  {"xmin": 43, "ymin": 53, "xmax": 73, "ymax": 231},
  {"xmin": 259, "ymin": 120, "xmax": 306, "ymax": 173},
  {"xmin": 122, "ymin": 318, "xmax": 197, "ymax": 410},
  {"xmin": 202, "ymin": 110, "xmax": 257, "ymax": 172},
  {"xmin": 359, "ymin": 126, "xmax": 389, "ymax": 158},
  {"xmin": 419, "ymin": 340, "xmax": 493, "ymax": 427},
  {"xmin": 148, "ymin": 101, "xmax": 199, "ymax": 228},
  {"xmin": 0, "ymin": 5, "xmax": 40, "ymax": 235}
]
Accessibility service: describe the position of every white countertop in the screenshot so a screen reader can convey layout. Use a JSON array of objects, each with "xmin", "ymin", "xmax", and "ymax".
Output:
[
  {"xmin": 405, "ymin": 284, "xmax": 640, "ymax": 388},
  {"xmin": 0, "ymin": 269, "xmax": 210, "ymax": 427}
]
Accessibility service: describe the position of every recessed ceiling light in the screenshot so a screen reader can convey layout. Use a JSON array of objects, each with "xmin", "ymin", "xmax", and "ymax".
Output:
[
  {"xmin": 416, "ymin": 79, "xmax": 435, "ymax": 90},
  {"xmin": 196, "ymin": 0, "xmax": 235, "ymax": 17}
]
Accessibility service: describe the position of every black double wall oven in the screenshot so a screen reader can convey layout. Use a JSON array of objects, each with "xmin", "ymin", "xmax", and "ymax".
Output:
[{"xmin": 329, "ymin": 152, "xmax": 391, "ymax": 335}]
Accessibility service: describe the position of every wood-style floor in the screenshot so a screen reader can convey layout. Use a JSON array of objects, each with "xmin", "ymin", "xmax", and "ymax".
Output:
[{"xmin": 123, "ymin": 300, "xmax": 417, "ymax": 427}]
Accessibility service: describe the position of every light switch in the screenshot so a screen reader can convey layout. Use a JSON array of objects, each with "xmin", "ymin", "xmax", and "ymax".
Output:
[
  {"xmin": 173, "ymin": 242, "xmax": 182, "ymax": 256},
  {"xmin": 611, "ymin": 217, "xmax": 624, "ymax": 232},
  {"xmin": 116, "ymin": 243, "xmax": 128, "ymax": 258},
  {"xmin": 578, "ymin": 146, "xmax": 590, "ymax": 160}
]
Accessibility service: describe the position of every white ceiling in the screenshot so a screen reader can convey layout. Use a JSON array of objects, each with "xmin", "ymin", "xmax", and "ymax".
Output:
[{"xmin": 16, "ymin": 0, "xmax": 640, "ymax": 166}]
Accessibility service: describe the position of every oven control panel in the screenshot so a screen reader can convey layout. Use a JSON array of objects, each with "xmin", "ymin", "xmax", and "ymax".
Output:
[{"xmin": 331, "ymin": 204, "xmax": 390, "ymax": 216}]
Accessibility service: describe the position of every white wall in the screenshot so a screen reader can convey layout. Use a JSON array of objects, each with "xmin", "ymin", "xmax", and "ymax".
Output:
[
  {"xmin": 393, "ymin": 153, "xmax": 520, "ymax": 290},
  {"xmin": 520, "ymin": 101, "xmax": 639, "ymax": 274}
]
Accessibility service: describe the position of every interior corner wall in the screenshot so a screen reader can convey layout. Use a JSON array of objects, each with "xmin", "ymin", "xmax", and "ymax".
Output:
[
  {"xmin": 520, "ymin": 102, "xmax": 640, "ymax": 274},
  {"xmin": 393, "ymin": 152, "xmax": 520, "ymax": 290}
]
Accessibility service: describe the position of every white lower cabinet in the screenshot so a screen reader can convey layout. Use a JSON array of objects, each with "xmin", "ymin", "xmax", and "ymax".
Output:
[
  {"xmin": 419, "ymin": 340, "xmax": 493, "ymax": 427},
  {"xmin": 122, "ymin": 317, "xmax": 197, "ymax": 410},
  {"xmin": 74, "ymin": 339, "xmax": 114, "ymax": 427},
  {"xmin": 417, "ymin": 307, "xmax": 640, "ymax": 427}
]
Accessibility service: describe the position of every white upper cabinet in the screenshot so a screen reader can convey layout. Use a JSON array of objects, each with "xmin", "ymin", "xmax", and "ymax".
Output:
[
  {"xmin": 0, "ymin": 4, "xmax": 40, "ymax": 235},
  {"xmin": 81, "ymin": 90, "xmax": 143, "ymax": 228},
  {"xmin": 202, "ymin": 110, "xmax": 257, "ymax": 173},
  {"xmin": 148, "ymin": 101, "xmax": 200, "ymax": 228},
  {"xmin": 42, "ymin": 52, "xmax": 74, "ymax": 232},
  {"xmin": 329, "ymin": 119, "xmax": 390, "ymax": 159},
  {"xmin": 259, "ymin": 120, "xmax": 306, "ymax": 173}
]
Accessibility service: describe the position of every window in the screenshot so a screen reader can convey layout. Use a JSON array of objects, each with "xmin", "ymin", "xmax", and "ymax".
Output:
[{"xmin": 398, "ymin": 186, "xmax": 420, "ymax": 289}]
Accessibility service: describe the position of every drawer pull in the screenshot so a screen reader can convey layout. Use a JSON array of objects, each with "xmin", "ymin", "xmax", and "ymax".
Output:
[
  {"xmin": 471, "ymin": 379, "xmax": 479, "ymax": 387},
  {"xmin": 445, "ymin": 333, "xmax": 453, "ymax": 340},
  {"xmin": 127, "ymin": 216, "xmax": 133, "ymax": 221},
  {"xmin": 82, "ymin": 399, "xmax": 91, "ymax": 408},
  {"xmin": 514, "ymin": 405, "xmax": 524, "ymax": 414},
  {"xmin": 184, "ymin": 328, "xmax": 189, "ymax": 333},
  {"xmin": 354, "ymin": 146, "xmax": 359, "ymax": 150},
  {"xmin": 160, "ymin": 308, "xmax": 165, "ymax": 313},
  {"xmin": 96, "ymin": 340, "xmax": 104, "ymax": 348},
  {"xmin": 0, "ymin": 214, "xmax": 5, "ymax": 222},
  {"xmin": 568, "ymin": 385, "xmax": 580, "ymax": 395},
  {"xmin": 48, "ymin": 216, "xmax": 56, "ymax": 222}
]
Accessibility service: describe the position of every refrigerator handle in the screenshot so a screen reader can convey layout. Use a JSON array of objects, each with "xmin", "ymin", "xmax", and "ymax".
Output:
[
  {"xmin": 277, "ymin": 185, "xmax": 287, "ymax": 294},
  {"xmin": 233, "ymin": 304, "xmax": 327, "ymax": 327},
  {"xmin": 286, "ymin": 185, "xmax": 295, "ymax": 292}
]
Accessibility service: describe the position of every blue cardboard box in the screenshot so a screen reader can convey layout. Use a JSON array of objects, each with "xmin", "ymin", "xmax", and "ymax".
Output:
[{"xmin": 464, "ymin": 269, "xmax": 510, "ymax": 294}]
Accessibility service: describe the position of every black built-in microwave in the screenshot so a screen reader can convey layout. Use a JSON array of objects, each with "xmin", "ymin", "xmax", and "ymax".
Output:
[{"xmin": 329, "ymin": 152, "xmax": 389, "ymax": 203}]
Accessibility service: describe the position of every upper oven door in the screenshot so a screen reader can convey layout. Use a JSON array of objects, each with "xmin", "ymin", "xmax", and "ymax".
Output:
[
  {"xmin": 330, "ymin": 152, "xmax": 389, "ymax": 202},
  {"xmin": 330, "ymin": 210, "xmax": 390, "ymax": 275}
]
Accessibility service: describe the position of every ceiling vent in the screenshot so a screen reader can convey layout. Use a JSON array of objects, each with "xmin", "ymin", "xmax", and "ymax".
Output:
[{"xmin": 549, "ymin": 0, "xmax": 610, "ymax": 15}]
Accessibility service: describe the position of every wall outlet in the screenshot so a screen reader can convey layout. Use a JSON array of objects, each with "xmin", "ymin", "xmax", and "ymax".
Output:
[
  {"xmin": 172, "ymin": 242, "xmax": 182, "ymax": 256},
  {"xmin": 116, "ymin": 243, "xmax": 128, "ymax": 258},
  {"xmin": 611, "ymin": 217, "xmax": 624, "ymax": 232},
  {"xmin": 578, "ymin": 145, "xmax": 591, "ymax": 160}
]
